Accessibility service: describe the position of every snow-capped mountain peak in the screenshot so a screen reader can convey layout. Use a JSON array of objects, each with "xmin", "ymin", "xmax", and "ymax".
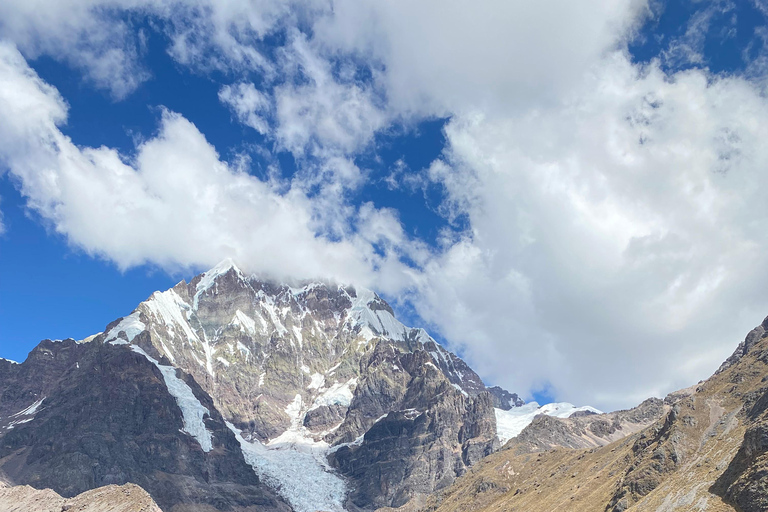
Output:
[{"xmin": 94, "ymin": 260, "xmax": 507, "ymax": 510}]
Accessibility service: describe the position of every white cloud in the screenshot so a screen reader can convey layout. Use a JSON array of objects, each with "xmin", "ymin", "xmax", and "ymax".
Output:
[
  {"xmin": 272, "ymin": 33, "xmax": 388, "ymax": 158},
  {"xmin": 312, "ymin": 0, "xmax": 650, "ymax": 117},
  {"xmin": 219, "ymin": 82, "xmax": 271, "ymax": 135},
  {"xmin": 0, "ymin": 0, "xmax": 153, "ymax": 98},
  {"xmin": 417, "ymin": 54, "xmax": 768, "ymax": 410},
  {"xmin": 0, "ymin": 41, "xmax": 415, "ymax": 289}
]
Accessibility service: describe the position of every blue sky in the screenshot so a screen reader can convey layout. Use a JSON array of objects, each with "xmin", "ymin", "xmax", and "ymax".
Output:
[{"xmin": 1, "ymin": 0, "xmax": 768, "ymax": 410}]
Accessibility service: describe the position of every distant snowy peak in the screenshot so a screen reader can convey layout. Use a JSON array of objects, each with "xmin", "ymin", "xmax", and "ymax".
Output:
[
  {"xmin": 192, "ymin": 258, "xmax": 245, "ymax": 309},
  {"xmin": 495, "ymin": 402, "xmax": 603, "ymax": 444}
]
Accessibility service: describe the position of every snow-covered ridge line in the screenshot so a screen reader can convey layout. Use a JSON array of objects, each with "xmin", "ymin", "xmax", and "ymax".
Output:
[
  {"xmin": 0, "ymin": 357, "xmax": 19, "ymax": 364},
  {"xmin": 495, "ymin": 402, "xmax": 603, "ymax": 445},
  {"xmin": 194, "ymin": 258, "xmax": 244, "ymax": 310}
]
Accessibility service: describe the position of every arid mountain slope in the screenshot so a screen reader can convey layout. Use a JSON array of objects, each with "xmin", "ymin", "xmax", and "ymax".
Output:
[{"xmin": 417, "ymin": 315, "xmax": 768, "ymax": 512}]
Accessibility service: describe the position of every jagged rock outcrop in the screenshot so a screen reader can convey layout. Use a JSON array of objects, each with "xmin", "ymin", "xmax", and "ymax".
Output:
[
  {"xmin": 328, "ymin": 347, "xmax": 498, "ymax": 509},
  {"xmin": 418, "ymin": 314, "xmax": 768, "ymax": 512},
  {"xmin": 487, "ymin": 386, "xmax": 524, "ymax": 410}
]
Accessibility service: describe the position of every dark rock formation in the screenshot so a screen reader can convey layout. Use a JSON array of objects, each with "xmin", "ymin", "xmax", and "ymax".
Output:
[
  {"xmin": 716, "ymin": 314, "xmax": 768, "ymax": 374},
  {"xmin": 0, "ymin": 338, "xmax": 288, "ymax": 512},
  {"xmin": 329, "ymin": 346, "xmax": 499, "ymax": 509},
  {"xmin": 487, "ymin": 386, "xmax": 524, "ymax": 410}
]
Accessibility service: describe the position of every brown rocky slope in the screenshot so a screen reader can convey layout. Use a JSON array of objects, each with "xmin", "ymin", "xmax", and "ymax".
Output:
[
  {"xmin": 411, "ymin": 315, "xmax": 768, "ymax": 512},
  {"xmin": 0, "ymin": 482, "xmax": 162, "ymax": 512}
]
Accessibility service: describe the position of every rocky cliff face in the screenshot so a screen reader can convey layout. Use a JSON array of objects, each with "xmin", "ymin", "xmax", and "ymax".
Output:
[
  {"xmin": 0, "ymin": 260, "xmax": 507, "ymax": 512},
  {"xmin": 328, "ymin": 346, "xmax": 498, "ymax": 509},
  {"xmin": 487, "ymin": 386, "xmax": 524, "ymax": 410},
  {"xmin": 0, "ymin": 338, "xmax": 289, "ymax": 512},
  {"xmin": 419, "ymin": 314, "xmax": 768, "ymax": 512}
]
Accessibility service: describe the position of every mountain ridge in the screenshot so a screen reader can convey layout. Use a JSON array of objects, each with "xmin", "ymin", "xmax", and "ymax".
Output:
[
  {"xmin": 412, "ymin": 313, "xmax": 768, "ymax": 512},
  {"xmin": 0, "ymin": 260, "xmax": 532, "ymax": 511}
]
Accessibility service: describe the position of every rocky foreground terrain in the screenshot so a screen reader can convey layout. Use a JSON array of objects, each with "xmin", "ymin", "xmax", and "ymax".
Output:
[
  {"xmin": 0, "ymin": 482, "xmax": 161, "ymax": 512},
  {"xmin": 413, "ymin": 316, "xmax": 768, "ymax": 512}
]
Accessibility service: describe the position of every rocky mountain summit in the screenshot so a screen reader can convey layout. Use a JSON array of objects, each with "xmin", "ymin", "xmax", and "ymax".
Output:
[{"xmin": 0, "ymin": 260, "xmax": 513, "ymax": 511}]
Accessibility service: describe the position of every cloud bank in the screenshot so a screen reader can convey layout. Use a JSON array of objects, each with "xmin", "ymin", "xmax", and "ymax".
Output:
[{"xmin": 2, "ymin": 0, "xmax": 768, "ymax": 410}]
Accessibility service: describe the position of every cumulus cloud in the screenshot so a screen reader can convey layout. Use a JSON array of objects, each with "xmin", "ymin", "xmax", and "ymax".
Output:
[
  {"xmin": 0, "ymin": 41, "xmax": 416, "ymax": 288},
  {"xmin": 272, "ymin": 33, "xmax": 388, "ymax": 158},
  {"xmin": 0, "ymin": 0, "xmax": 153, "ymax": 98},
  {"xmin": 417, "ymin": 54, "xmax": 768, "ymax": 410},
  {"xmin": 312, "ymin": 0, "xmax": 649, "ymax": 117}
]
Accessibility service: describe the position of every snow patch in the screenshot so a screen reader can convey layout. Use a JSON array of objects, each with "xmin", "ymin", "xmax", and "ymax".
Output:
[
  {"xmin": 261, "ymin": 299, "xmax": 288, "ymax": 336},
  {"xmin": 307, "ymin": 373, "xmax": 325, "ymax": 390},
  {"xmin": 12, "ymin": 398, "xmax": 45, "ymax": 417},
  {"xmin": 143, "ymin": 289, "xmax": 199, "ymax": 344},
  {"xmin": 128, "ymin": 345, "xmax": 214, "ymax": 452},
  {"xmin": 77, "ymin": 333, "xmax": 101, "ymax": 344},
  {"xmin": 232, "ymin": 310, "xmax": 258, "ymax": 336},
  {"xmin": 451, "ymin": 383, "xmax": 469, "ymax": 397},
  {"xmin": 217, "ymin": 357, "xmax": 231, "ymax": 367},
  {"xmin": 292, "ymin": 325, "xmax": 304, "ymax": 349},
  {"xmin": 105, "ymin": 312, "xmax": 146, "ymax": 344},
  {"xmin": 310, "ymin": 378, "xmax": 357, "ymax": 410},
  {"xmin": 237, "ymin": 341, "xmax": 252, "ymax": 359}
]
